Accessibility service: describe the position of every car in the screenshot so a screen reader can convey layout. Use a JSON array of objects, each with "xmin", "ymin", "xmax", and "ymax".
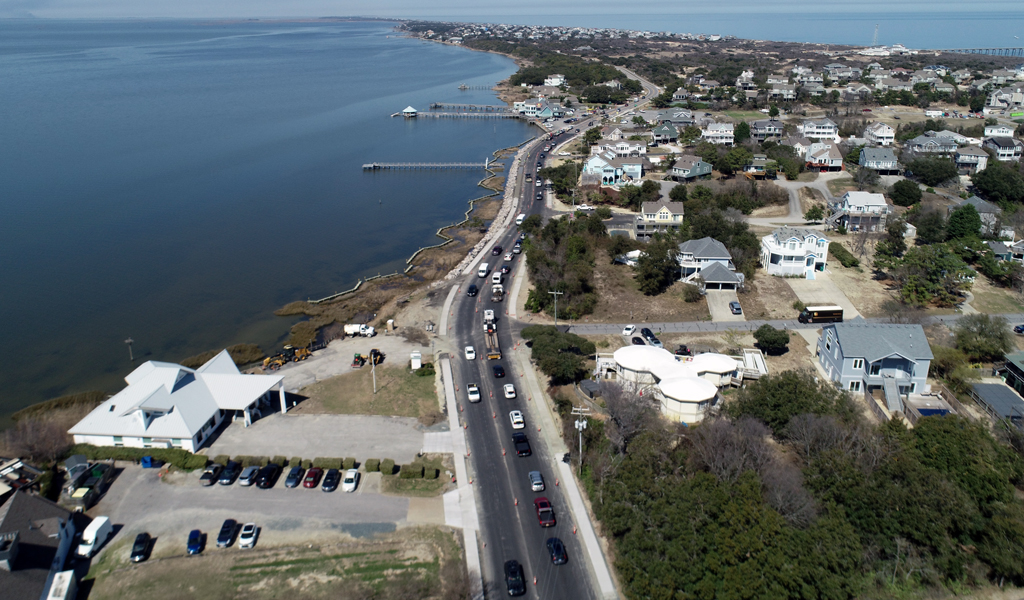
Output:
[
  {"xmin": 467, "ymin": 284, "xmax": 478, "ymax": 297},
  {"xmin": 322, "ymin": 468, "xmax": 341, "ymax": 492},
  {"xmin": 535, "ymin": 180, "xmax": 542, "ymax": 187},
  {"xmin": 512, "ymin": 245, "xmax": 521, "ymax": 255},
  {"xmin": 640, "ymin": 327, "xmax": 654, "ymax": 340},
  {"xmin": 648, "ymin": 337, "xmax": 664, "ymax": 348},
  {"xmin": 285, "ymin": 466, "xmax": 305, "ymax": 488},
  {"xmin": 622, "ymin": 324, "xmax": 636, "ymax": 336},
  {"xmin": 535, "ymin": 192, "xmax": 542, "ymax": 200},
  {"xmin": 199, "ymin": 463, "xmax": 223, "ymax": 487},
  {"xmin": 576, "ymin": 203, "xmax": 594, "ymax": 211},
  {"xmin": 504, "ymin": 252, "xmax": 514, "ymax": 262},
  {"xmin": 537, "ymin": 161, "xmax": 542, "ymax": 167},
  {"xmin": 534, "ymin": 497, "xmax": 556, "ymax": 527},
  {"xmin": 238, "ymin": 523, "xmax": 258, "ymax": 549},
  {"xmin": 465, "ymin": 346, "xmax": 476, "ymax": 360},
  {"xmin": 216, "ymin": 519, "xmax": 237, "ymax": 548},
  {"xmin": 504, "ymin": 383, "xmax": 516, "ymax": 399},
  {"xmin": 491, "ymin": 245, "xmax": 503, "ymax": 256},
  {"xmin": 467, "ymin": 383, "xmax": 481, "ymax": 402},
  {"xmin": 218, "ymin": 460, "xmax": 242, "ymax": 485},
  {"xmin": 1014, "ymin": 324, "xmax": 1024, "ymax": 335},
  {"xmin": 509, "ymin": 410, "xmax": 525, "ymax": 430},
  {"xmin": 529, "ymin": 470, "xmax": 545, "ymax": 492},
  {"xmin": 342, "ymin": 468, "xmax": 360, "ymax": 493},
  {"xmin": 631, "ymin": 337, "xmax": 645, "ymax": 346},
  {"xmin": 493, "ymin": 365, "xmax": 505, "ymax": 378},
  {"xmin": 504, "ymin": 560, "xmax": 526, "ymax": 596},
  {"xmin": 255, "ymin": 463, "xmax": 281, "ymax": 489},
  {"xmin": 675, "ymin": 345, "xmax": 692, "ymax": 356},
  {"xmin": 519, "ymin": 232, "xmax": 526, "ymax": 241},
  {"xmin": 303, "ymin": 467, "xmax": 323, "ymax": 488},
  {"xmin": 729, "ymin": 301, "xmax": 742, "ymax": 315},
  {"xmin": 187, "ymin": 529, "xmax": 203, "ymax": 555},
  {"xmin": 238, "ymin": 465, "xmax": 260, "ymax": 486},
  {"xmin": 500, "ymin": 265, "xmax": 511, "ymax": 274},
  {"xmin": 558, "ymin": 151, "xmax": 569, "ymax": 156},
  {"xmin": 512, "ymin": 432, "xmax": 532, "ymax": 456},
  {"xmin": 130, "ymin": 532, "xmax": 151, "ymax": 562},
  {"xmin": 539, "ymin": 153, "xmax": 545, "ymax": 159},
  {"xmin": 547, "ymin": 537, "xmax": 568, "ymax": 565}
]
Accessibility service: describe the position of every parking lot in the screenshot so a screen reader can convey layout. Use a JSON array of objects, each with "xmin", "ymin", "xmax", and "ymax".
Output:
[{"xmin": 206, "ymin": 413, "xmax": 431, "ymax": 464}]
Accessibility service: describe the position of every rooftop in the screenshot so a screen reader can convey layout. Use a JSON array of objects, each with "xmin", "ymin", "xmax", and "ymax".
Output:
[{"xmin": 829, "ymin": 323, "xmax": 934, "ymax": 362}]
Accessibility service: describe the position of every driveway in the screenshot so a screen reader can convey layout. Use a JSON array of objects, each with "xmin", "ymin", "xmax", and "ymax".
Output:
[
  {"xmin": 206, "ymin": 413, "xmax": 428, "ymax": 464},
  {"xmin": 90, "ymin": 464, "xmax": 413, "ymax": 561},
  {"xmin": 706, "ymin": 290, "xmax": 746, "ymax": 322},
  {"xmin": 785, "ymin": 271, "xmax": 862, "ymax": 319}
]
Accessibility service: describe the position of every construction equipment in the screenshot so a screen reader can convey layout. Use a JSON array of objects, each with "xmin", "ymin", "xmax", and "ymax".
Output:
[
  {"xmin": 484, "ymin": 322, "xmax": 501, "ymax": 360},
  {"xmin": 369, "ymin": 349, "xmax": 385, "ymax": 365},
  {"xmin": 263, "ymin": 356, "xmax": 288, "ymax": 371},
  {"xmin": 491, "ymin": 284, "xmax": 504, "ymax": 303},
  {"xmin": 344, "ymin": 323, "xmax": 376, "ymax": 337},
  {"xmin": 351, "ymin": 353, "xmax": 367, "ymax": 368},
  {"xmin": 263, "ymin": 345, "xmax": 312, "ymax": 370}
]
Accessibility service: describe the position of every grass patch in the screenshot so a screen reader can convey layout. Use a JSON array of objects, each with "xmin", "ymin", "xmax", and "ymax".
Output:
[
  {"xmin": 298, "ymin": 366, "xmax": 441, "ymax": 423},
  {"xmin": 723, "ymin": 111, "xmax": 764, "ymax": 120},
  {"xmin": 381, "ymin": 455, "xmax": 448, "ymax": 497},
  {"xmin": 11, "ymin": 390, "xmax": 107, "ymax": 422},
  {"xmin": 826, "ymin": 176, "xmax": 855, "ymax": 196},
  {"xmin": 970, "ymin": 287, "xmax": 1024, "ymax": 314}
]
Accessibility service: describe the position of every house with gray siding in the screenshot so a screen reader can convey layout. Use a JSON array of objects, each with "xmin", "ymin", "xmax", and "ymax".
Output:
[{"xmin": 817, "ymin": 323, "xmax": 933, "ymax": 411}]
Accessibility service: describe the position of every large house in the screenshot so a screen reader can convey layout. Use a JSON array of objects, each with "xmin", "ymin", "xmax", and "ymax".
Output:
[
  {"xmin": 827, "ymin": 191, "xmax": 891, "ymax": 232},
  {"xmin": 864, "ymin": 122, "xmax": 895, "ymax": 146},
  {"xmin": 583, "ymin": 152, "xmax": 646, "ymax": 186},
  {"xmin": 652, "ymin": 123, "xmax": 678, "ymax": 144},
  {"xmin": 949, "ymin": 195, "xmax": 1003, "ymax": 235},
  {"xmin": 69, "ymin": 350, "xmax": 286, "ymax": 452},
  {"xmin": 955, "ymin": 146, "xmax": 990, "ymax": 174},
  {"xmin": 701, "ymin": 122, "xmax": 734, "ymax": 145},
  {"xmin": 591, "ymin": 139, "xmax": 646, "ymax": 157},
  {"xmin": 983, "ymin": 137, "xmax": 1024, "ymax": 162},
  {"xmin": 817, "ymin": 323, "xmax": 933, "ymax": 409},
  {"xmin": 780, "ymin": 136, "xmax": 815, "ymax": 158},
  {"xmin": 770, "ymin": 84, "xmax": 797, "ymax": 101},
  {"xmin": 759, "ymin": 227, "xmax": 830, "ymax": 277},
  {"xmin": 859, "ymin": 147, "xmax": 899, "ymax": 174},
  {"xmin": 671, "ymin": 155, "xmax": 713, "ymax": 181},
  {"xmin": 677, "ymin": 236, "xmax": 734, "ymax": 281},
  {"xmin": 544, "ymin": 74, "xmax": 566, "ymax": 87},
  {"xmin": 0, "ymin": 492, "xmax": 77, "ymax": 600},
  {"xmin": 806, "ymin": 143, "xmax": 844, "ymax": 171},
  {"xmin": 905, "ymin": 134, "xmax": 957, "ymax": 154},
  {"xmin": 751, "ymin": 119, "xmax": 783, "ymax": 141},
  {"xmin": 799, "ymin": 118, "xmax": 839, "ymax": 142},
  {"xmin": 985, "ymin": 124, "xmax": 1015, "ymax": 138},
  {"xmin": 635, "ymin": 201, "xmax": 684, "ymax": 240}
]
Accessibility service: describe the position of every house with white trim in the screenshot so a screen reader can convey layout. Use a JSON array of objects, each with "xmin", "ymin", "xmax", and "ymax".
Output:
[
  {"xmin": 859, "ymin": 147, "xmax": 899, "ymax": 174},
  {"xmin": 984, "ymin": 137, "xmax": 1024, "ymax": 162},
  {"xmin": 759, "ymin": 227, "xmax": 829, "ymax": 277},
  {"xmin": 590, "ymin": 139, "xmax": 646, "ymax": 157},
  {"xmin": 544, "ymin": 74, "xmax": 566, "ymax": 87},
  {"xmin": 677, "ymin": 237, "xmax": 734, "ymax": 282},
  {"xmin": 864, "ymin": 122, "xmax": 895, "ymax": 146},
  {"xmin": 955, "ymin": 146, "xmax": 989, "ymax": 174},
  {"xmin": 827, "ymin": 191, "xmax": 891, "ymax": 232},
  {"xmin": 985, "ymin": 124, "xmax": 1014, "ymax": 138},
  {"xmin": 798, "ymin": 118, "xmax": 839, "ymax": 142},
  {"xmin": 635, "ymin": 201, "xmax": 685, "ymax": 240},
  {"xmin": 701, "ymin": 122, "xmax": 734, "ymax": 145},
  {"xmin": 69, "ymin": 350, "xmax": 286, "ymax": 452},
  {"xmin": 671, "ymin": 155, "xmax": 713, "ymax": 181}
]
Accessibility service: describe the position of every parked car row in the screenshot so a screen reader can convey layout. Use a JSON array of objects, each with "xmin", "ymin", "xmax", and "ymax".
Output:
[{"xmin": 204, "ymin": 462, "xmax": 359, "ymax": 493}]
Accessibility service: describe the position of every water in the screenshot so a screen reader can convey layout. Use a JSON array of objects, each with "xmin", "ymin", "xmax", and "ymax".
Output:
[{"xmin": 0, "ymin": 19, "xmax": 534, "ymax": 421}]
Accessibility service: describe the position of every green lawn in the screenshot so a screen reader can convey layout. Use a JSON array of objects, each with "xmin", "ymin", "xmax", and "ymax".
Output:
[
  {"xmin": 970, "ymin": 288, "xmax": 1024, "ymax": 314},
  {"xmin": 299, "ymin": 366, "xmax": 442, "ymax": 424},
  {"xmin": 724, "ymin": 111, "xmax": 765, "ymax": 120}
]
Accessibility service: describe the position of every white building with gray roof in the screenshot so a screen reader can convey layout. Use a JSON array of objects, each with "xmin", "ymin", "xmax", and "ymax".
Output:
[{"xmin": 759, "ymin": 227, "xmax": 829, "ymax": 277}]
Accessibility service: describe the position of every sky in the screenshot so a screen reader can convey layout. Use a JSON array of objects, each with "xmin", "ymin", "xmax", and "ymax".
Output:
[{"xmin": 1, "ymin": 0, "xmax": 1020, "ymax": 20}]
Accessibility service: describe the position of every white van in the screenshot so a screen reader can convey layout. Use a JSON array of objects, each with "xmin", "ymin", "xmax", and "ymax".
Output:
[
  {"xmin": 515, "ymin": 213, "xmax": 526, "ymax": 226},
  {"xmin": 478, "ymin": 263, "xmax": 489, "ymax": 278},
  {"xmin": 77, "ymin": 516, "xmax": 112, "ymax": 558},
  {"xmin": 492, "ymin": 272, "xmax": 502, "ymax": 285}
]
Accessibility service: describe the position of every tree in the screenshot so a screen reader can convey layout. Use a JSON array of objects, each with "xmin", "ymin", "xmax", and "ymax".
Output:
[
  {"xmin": 875, "ymin": 218, "xmax": 907, "ymax": 265},
  {"xmin": 889, "ymin": 179, "xmax": 923, "ymax": 207},
  {"xmin": 954, "ymin": 313, "xmax": 1013, "ymax": 362},
  {"xmin": 726, "ymin": 371, "xmax": 858, "ymax": 434},
  {"xmin": 913, "ymin": 209, "xmax": 946, "ymax": 244},
  {"xmin": 601, "ymin": 382, "xmax": 658, "ymax": 454},
  {"xmin": 721, "ymin": 146, "xmax": 753, "ymax": 174},
  {"xmin": 853, "ymin": 166, "xmax": 880, "ymax": 190},
  {"xmin": 972, "ymin": 161, "xmax": 1024, "ymax": 207},
  {"xmin": 754, "ymin": 324, "xmax": 790, "ymax": 355},
  {"xmin": 804, "ymin": 205, "xmax": 825, "ymax": 222},
  {"xmin": 520, "ymin": 325, "xmax": 596, "ymax": 384},
  {"xmin": 583, "ymin": 127, "xmax": 602, "ymax": 146},
  {"xmin": 669, "ymin": 183, "xmax": 688, "ymax": 203},
  {"xmin": 734, "ymin": 121, "xmax": 751, "ymax": 143},
  {"xmin": 947, "ymin": 204, "xmax": 982, "ymax": 240},
  {"xmin": 889, "ymin": 243, "xmax": 974, "ymax": 306},
  {"xmin": 634, "ymin": 235, "xmax": 679, "ymax": 295},
  {"xmin": 768, "ymin": 105, "xmax": 779, "ymax": 119},
  {"xmin": 631, "ymin": 115, "xmax": 649, "ymax": 129},
  {"xmin": 907, "ymin": 157, "xmax": 958, "ymax": 187}
]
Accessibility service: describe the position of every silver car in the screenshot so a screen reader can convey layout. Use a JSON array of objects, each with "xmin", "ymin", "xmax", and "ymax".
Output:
[{"xmin": 529, "ymin": 471, "xmax": 545, "ymax": 492}]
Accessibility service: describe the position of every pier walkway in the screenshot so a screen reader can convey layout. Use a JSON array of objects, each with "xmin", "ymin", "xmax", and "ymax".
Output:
[
  {"xmin": 363, "ymin": 160, "xmax": 491, "ymax": 171},
  {"xmin": 429, "ymin": 103, "xmax": 510, "ymax": 112},
  {"xmin": 390, "ymin": 111, "xmax": 520, "ymax": 119}
]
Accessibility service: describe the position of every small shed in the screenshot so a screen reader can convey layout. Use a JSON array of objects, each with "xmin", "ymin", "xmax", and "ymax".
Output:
[
  {"xmin": 578, "ymin": 380, "xmax": 601, "ymax": 399},
  {"xmin": 410, "ymin": 351, "xmax": 422, "ymax": 370},
  {"xmin": 402, "ymin": 106, "xmax": 418, "ymax": 118}
]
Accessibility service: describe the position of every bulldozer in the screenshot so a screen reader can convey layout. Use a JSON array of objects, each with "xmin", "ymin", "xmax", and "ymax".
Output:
[
  {"xmin": 263, "ymin": 345, "xmax": 312, "ymax": 371},
  {"xmin": 369, "ymin": 349, "xmax": 385, "ymax": 365},
  {"xmin": 263, "ymin": 355, "xmax": 288, "ymax": 371}
]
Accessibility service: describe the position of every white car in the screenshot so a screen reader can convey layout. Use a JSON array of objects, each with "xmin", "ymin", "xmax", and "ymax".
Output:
[
  {"xmin": 467, "ymin": 383, "xmax": 481, "ymax": 403},
  {"xmin": 238, "ymin": 523, "xmax": 258, "ymax": 549},
  {"xmin": 576, "ymin": 204, "xmax": 594, "ymax": 211},
  {"xmin": 622, "ymin": 324, "xmax": 636, "ymax": 336},
  {"xmin": 558, "ymin": 151, "xmax": 569, "ymax": 156},
  {"xmin": 504, "ymin": 252, "xmax": 514, "ymax": 262},
  {"xmin": 465, "ymin": 346, "xmax": 476, "ymax": 360},
  {"xmin": 535, "ymin": 180, "xmax": 543, "ymax": 187},
  {"xmin": 342, "ymin": 469, "xmax": 359, "ymax": 493},
  {"xmin": 504, "ymin": 383, "xmax": 517, "ymax": 399},
  {"xmin": 509, "ymin": 410, "xmax": 525, "ymax": 430}
]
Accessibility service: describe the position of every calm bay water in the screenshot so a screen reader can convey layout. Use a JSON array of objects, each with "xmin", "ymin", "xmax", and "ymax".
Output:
[{"xmin": 0, "ymin": 19, "xmax": 534, "ymax": 420}]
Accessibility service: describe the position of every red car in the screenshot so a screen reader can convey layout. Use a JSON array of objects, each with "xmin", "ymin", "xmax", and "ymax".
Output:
[
  {"xmin": 534, "ymin": 497, "xmax": 556, "ymax": 527},
  {"xmin": 303, "ymin": 467, "xmax": 323, "ymax": 489}
]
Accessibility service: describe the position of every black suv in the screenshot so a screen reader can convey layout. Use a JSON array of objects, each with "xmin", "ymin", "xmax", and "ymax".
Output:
[
  {"xmin": 256, "ymin": 463, "xmax": 281, "ymax": 489},
  {"xmin": 493, "ymin": 365, "xmax": 505, "ymax": 378},
  {"xmin": 467, "ymin": 284, "xmax": 478, "ymax": 297},
  {"xmin": 504, "ymin": 560, "xmax": 526, "ymax": 596},
  {"xmin": 322, "ymin": 468, "xmax": 341, "ymax": 492},
  {"xmin": 640, "ymin": 327, "xmax": 655, "ymax": 341},
  {"xmin": 216, "ymin": 519, "xmax": 237, "ymax": 548},
  {"xmin": 218, "ymin": 461, "xmax": 242, "ymax": 485},
  {"xmin": 512, "ymin": 432, "xmax": 532, "ymax": 457},
  {"xmin": 130, "ymin": 532, "xmax": 151, "ymax": 563},
  {"xmin": 547, "ymin": 537, "xmax": 568, "ymax": 565}
]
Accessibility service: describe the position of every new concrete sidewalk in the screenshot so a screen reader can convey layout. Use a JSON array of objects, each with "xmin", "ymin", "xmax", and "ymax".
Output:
[{"xmin": 511, "ymin": 344, "xmax": 619, "ymax": 599}]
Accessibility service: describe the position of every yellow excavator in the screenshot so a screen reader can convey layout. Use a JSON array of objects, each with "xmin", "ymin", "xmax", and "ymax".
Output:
[{"xmin": 263, "ymin": 345, "xmax": 312, "ymax": 371}]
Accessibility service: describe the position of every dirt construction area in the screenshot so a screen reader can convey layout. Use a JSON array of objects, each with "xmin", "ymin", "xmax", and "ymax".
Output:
[{"xmin": 786, "ymin": 271, "xmax": 862, "ymax": 319}]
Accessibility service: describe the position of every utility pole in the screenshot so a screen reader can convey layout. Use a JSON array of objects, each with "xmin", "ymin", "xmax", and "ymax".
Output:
[
  {"xmin": 372, "ymin": 354, "xmax": 377, "ymax": 394},
  {"xmin": 548, "ymin": 290, "xmax": 564, "ymax": 328},
  {"xmin": 125, "ymin": 337, "xmax": 134, "ymax": 361},
  {"xmin": 571, "ymin": 405, "xmax": 591, "ymax": 477}
]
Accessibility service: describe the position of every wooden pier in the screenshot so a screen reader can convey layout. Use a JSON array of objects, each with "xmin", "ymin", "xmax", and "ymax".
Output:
[
  {"xmin": 429, "ymin": 103, "xmax": 510, "ymax": 112},
  {"xmin": 458, "ymin": 84, "xmax": 492, "ymax": 90},
  {"xmin": 363, "ymin": 159, "xmax": 491, "ymax": 171},
  {"xmin": 390, "ymin": 111, "xmax": 520, "ymax": 119}
]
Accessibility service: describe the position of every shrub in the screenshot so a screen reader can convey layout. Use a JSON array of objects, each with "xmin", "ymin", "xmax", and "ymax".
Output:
[
  {"xmin": 65, "ymin": 444, "xmax": 210, "ymax": 471},
  {"xmin": 836, "ymin": 224, "xmax": 848, "ymax": 235},
  {"xmin": 343, "ymin": 457, "xmax": 356, "ymax": 470},
  {"xmin": 889, "ymin": 179, "xmax": 922, "ymax": 207},
  {"xmin": 399, "ymin": 464, "xmax": 424, "ymax": 479},
  {"xmin": 424, "ymin": 468, "xmax": 439, "ymax": 480},
  {"xmin": 301, "ymin": 459, "xmax": 312, "ymax": 469},
  {"xmin": 365, "ymin": 459, "xmax": 381, "ymax": 472},
  {"xmin": 682, "ymin": 284, "xmax": 702, "ymax": 303},
  {"xmin": 792, "ymin": 300, "xmax": 806, "ymax": 311},
  {"xmin": 236, "ymin": 455, "xmax": 269, "ymax": 467},
  {"xmin": 380, "ymin": 459, "xmax": 396, "ymax": 475},
  {"xmin": 313, "ymin": 457, "xmax": 343, "ymax": 470},
  {"xmin": 289, "ymin": 456, "xmax": 303, "ymax": 469},
  {"xmin": 415, "ymin": 363, "xmax": 435, "ymax": 377},
  {"xmin": 829, "ymin": 242, "xmax": 860, "ymax": 267},
  {"xmin": 754, "ymin": 324, "xmax": 790, "ymax": 354},
  {"xmin": 212, "ymin": 455, "xmax": 231, "ymax": 466},
  {"xmin": 272, "ymin": 456, "xmax": 288, "ymax": 467}
]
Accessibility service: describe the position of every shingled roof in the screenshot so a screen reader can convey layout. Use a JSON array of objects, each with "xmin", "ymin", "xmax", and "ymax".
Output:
[{"xmin": 832, "ymin": 323, "xmax": 933, "ymax": 363}]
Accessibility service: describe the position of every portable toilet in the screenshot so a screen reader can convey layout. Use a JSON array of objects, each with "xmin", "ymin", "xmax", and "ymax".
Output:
[
  {"xmin": 411, "ymin": 351, "xmax": 422, "ymax": 370},
  {"xmin": 387, "ymin": 319, "xmax": 395, "ymax": 331}
]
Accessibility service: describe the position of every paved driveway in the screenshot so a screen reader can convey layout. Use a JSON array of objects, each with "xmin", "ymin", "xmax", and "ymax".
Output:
[
  {"xmin": 207, "ymin": 414, "xmax": 427, "ymax": 464},
  {"xmin": 706, "ymin": 290, "xmax": 746, "ymax": 322},
  {"xmin": 786, "ymin": 272, "xmax": 862, "ymax": 318}
]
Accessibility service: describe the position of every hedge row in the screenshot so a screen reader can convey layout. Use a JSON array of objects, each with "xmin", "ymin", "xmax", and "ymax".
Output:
[
  {"xmin": 380, "ymin": 459, "xmax": 396, "ymax": 476},
  {"xmin": 68, "ymin": 444, "xmax": 209, "ymax": 471},
  {"xmin": 233, "ymin": 455, "xmax": 269, "ymax": 468},
  {"xmin": 829, "ymin": 242, "xmax": 860, "ymax": 268},
  {"xmin": 399, "ymin": 464, "xmax": 424, "ymax": 479},
  {"xmin": 365, "ymin": 459, "xmax": 381, "ymax": 472}
]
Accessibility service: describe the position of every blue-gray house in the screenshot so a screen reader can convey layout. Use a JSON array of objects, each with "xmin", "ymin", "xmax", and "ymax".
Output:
[{"xmin": 817, "ymin": 323, "xmax": 933, "ymax": 411}]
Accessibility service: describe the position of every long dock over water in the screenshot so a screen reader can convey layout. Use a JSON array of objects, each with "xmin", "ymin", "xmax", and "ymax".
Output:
[
  {"xmin": 391, "ymin": 111, "xmax": 520, "ymax": 119},
  {"xmin": 429, "ymin": 103, "xmax": 510, "ymax": 112},
  {"xmin": 363, "ymin": 160, "xmax": 491, "ymax": 171}
]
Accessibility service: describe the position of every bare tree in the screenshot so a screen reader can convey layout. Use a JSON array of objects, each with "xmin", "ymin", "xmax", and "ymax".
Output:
[
  {"xmin": 601, "ymin": 381, "xmax": 659, "ymax": 454},
  {"xmin": 759, "ymin": 461, "xmax": 817, "ymax": 527}
]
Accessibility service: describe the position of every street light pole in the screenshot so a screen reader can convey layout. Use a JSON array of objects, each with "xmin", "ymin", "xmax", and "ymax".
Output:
[
  {"xmin": 125, "ymin": 337, "xmax": 134, "ymax": 361},
  {"xmin": 548, "ymin": 290, "xmax": 564, "ymax": 328},
  {"xmin": 571, "ymin": 405, "xmax": 591, "ymax": 477}
]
